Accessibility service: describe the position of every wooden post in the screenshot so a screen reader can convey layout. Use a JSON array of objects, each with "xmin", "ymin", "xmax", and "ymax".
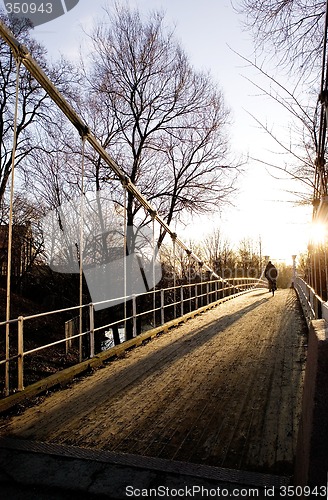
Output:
[
  {"xmin": 132, "ymin": 295, "xmax": 137, "ymax": 337},
  {"xmin": 89, "ymin": 303, "xmax": 95, "ymax": 358},
  {"xmin": 161, "ymin": 289, "xmax": 165, "ymax": 325},
  {"xmin": 17, "ymin": 316, "xmax": 24, "ymax": 391}
]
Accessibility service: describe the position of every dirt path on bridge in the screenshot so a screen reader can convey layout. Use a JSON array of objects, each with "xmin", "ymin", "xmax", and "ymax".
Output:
[{"xmin": 0, "ymin": 288, "xmax": 308, "ymax": 476}]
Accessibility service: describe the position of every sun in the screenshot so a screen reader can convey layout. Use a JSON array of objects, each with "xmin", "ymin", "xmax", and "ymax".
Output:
[{"xmin": 309, "ymin": 221, "xmax": 327, "ymax": 246}]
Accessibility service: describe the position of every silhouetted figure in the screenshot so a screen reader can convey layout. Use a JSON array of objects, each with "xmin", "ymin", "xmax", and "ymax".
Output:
[{"xmin": 264, "ymin": 261, "xmax": 278, "ymax": 294}]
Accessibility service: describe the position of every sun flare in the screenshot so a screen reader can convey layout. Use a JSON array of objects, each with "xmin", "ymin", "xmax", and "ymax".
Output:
[{"xmin": 309, "ymin": 221, "xmax": 327, "ymax": 246}]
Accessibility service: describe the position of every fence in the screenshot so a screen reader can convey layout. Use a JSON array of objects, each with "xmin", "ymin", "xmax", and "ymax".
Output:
[
  {"xmin": 0, "ymin": 277, "xmax": 267, "ymax": 397},
  {"xmin": 294, "ymin": 276, "xmax": 328, "ymax": 322}
]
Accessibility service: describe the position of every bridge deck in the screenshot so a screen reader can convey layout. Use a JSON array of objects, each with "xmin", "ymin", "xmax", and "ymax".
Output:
[{"xmin": 0, "ymin": 288, "xmax": 307, "ymax": 477}]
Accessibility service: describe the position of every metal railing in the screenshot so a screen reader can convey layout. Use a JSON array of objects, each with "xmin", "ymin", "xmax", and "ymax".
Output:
[
  {"xmin": 0, "ymin": 277, "xmax": 266, "ymax": 397},
  {"xmin": 294, "ymin": 276, "xmax": 328, "ymax": 322}
]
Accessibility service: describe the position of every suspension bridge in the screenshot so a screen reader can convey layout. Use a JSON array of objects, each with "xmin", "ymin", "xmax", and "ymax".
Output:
[{"xmin": 0, "ymin": 16, "xmax": 328, "ymax": 498}]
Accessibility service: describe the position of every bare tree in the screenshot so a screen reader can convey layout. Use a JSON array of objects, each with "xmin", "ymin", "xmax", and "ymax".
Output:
[
  {"xmin": 236, "ymin": 237, "xmax": 261, "ymax": 277},
  {"xmin": 85, "ymin": 5, "xmax": 237, "ymax": 250},
  {"xmin": 150, "ymin": 96, "xmax": 237, "ymax": 247},
  {"xmin": 235, "ymin": 0, "xmax": 326, "ymax": 81},
  {"xmin": 0, "ymin": 12, "xmax": 78, "ymax": 205},
  {"xmin": 160, "ymin": 239, "xmax": 206, "ymax": 283},
  {"xmin": 235, "ymin": 50, "xmax": 318, "ymax": 204},
  {"xmin": 203, "ymin": 229, "xmax": 235, "ymax": 275},
  {"xmin": 23, "ymin": 115, "xmax": 80, "ymax": 211},
  {"xmin": 231, "ymin": 0, "xmax": 327, "ymax": 204}
]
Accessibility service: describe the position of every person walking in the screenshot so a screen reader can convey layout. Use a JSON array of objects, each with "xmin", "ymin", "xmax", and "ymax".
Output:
[{"xmin": 264, "ymin": 261, "xmax": 278, "ymax": 294}]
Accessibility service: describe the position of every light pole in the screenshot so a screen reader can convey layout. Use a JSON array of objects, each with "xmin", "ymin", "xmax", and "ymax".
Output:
[{"xmin": 292, "ymin": 255, "xmax": 297, "ymax": 288}]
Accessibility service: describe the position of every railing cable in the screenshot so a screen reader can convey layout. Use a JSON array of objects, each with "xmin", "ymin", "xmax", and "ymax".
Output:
[
  {"xmin": 5, "ymin": 56, "xmax": 21, "ymax": 396},
  {"xmin": 78, "ymin": 134, "xmax": 87, "ymax": 362}
]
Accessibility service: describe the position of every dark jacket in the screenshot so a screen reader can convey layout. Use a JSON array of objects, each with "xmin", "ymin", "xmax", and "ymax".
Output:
[{"xmin": 264, "ymin": 262, "xmax": 278, "ymax": 280}]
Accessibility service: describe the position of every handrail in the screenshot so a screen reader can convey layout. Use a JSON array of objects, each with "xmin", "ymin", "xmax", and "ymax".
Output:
[
  {"xmin": 294, "ymin": 276, "xmax": 324, "ymax": 322},
  {"xmin": 0, "ymin": 277, "xmax": 267, "ymax": 396}
]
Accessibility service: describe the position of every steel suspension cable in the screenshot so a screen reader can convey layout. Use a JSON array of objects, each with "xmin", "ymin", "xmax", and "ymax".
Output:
[
  {"xmin": 123, "ymin": 186, "xmax": 127, "ymax": 338},
  {"xmin": 5, "ymin": 57, "xmax": 21, "ymax": 396},
  {"xmin": 79, "ymin": 134, "xmax": 86, "ymax": 363}
]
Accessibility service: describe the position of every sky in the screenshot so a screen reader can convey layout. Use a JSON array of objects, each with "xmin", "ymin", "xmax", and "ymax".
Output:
[{"xmin": 1, "ymin": 0, "xmax": 315, "ymax": 264}]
